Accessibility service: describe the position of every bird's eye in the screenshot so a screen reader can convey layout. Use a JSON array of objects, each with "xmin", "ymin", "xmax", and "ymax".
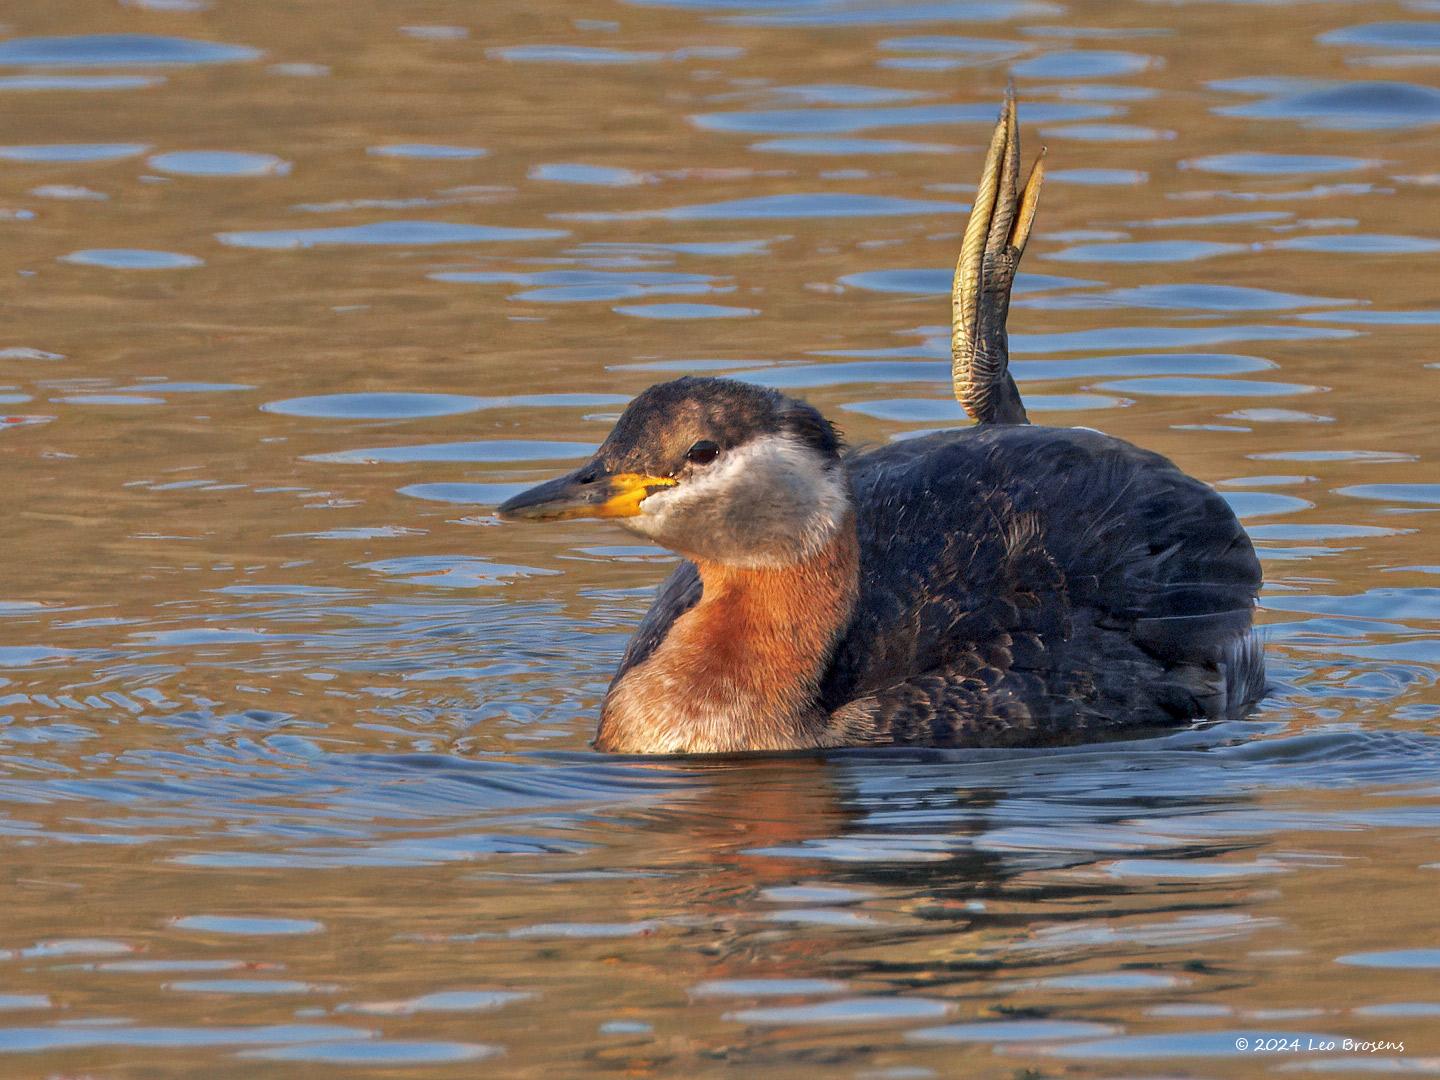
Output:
[{"xmin": 685, "ymin": 440, "xmax": 720, "ymax": 466}]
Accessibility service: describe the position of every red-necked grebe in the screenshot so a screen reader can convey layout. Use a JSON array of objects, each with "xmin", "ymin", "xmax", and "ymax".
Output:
[{"xmin": 499, "ymin": 92, "xmax": 1264, "ymax": 754}]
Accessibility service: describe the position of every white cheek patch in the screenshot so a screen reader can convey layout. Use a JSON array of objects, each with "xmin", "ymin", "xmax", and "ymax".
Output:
[{"xmin": 624, "ymin": 434, "xmax": 849, "ymax": 567}]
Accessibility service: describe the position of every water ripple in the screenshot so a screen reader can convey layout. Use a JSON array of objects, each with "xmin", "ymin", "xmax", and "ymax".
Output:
[
  {"xmin": 171, "ymin": 915, "xmax": 322, "ymax": 936},
  {"xmin": 1029, "ymin": 283, "xmax": 1349, "ymax": 311},
  {"xmin": 1217, "ymin": 79, "xmax": 1440, "ymax": 130},
  {"xmin": 262, "ymin": 393, "xmax": 488, "ymax": 419},
  {"xmin": 1044, "ymin": 1029, "xmax": 1344, "ymax": 1060},
  {"xmin": 718, "ymin": 1, "xmax": 1063, "ymax": 28},
  {"xmin": 431, "ymin": 268, "xmax": 724, "ymax": 303},
  {"xmin": 0, "ymin": 143, "xmax": 148, "ymax": 163},
  {"xmin": 1184, "ymin": 152, "xmax": 1378, "ymax": 175},
  {"xmin": 307, "ymin": 440, "xmax": 594, "ymax": 465},
  {"xmin": 218, "ymin": 221, "xmax": 567, "ymax": 249},
  {"xmin": 910, "ymin": 1019, "xmax": 1120, "ymax": 1043},
  {"xmin": 530, "ymin": 162, "xmax": 645, "ymax": 185},
  {"xmin": 752, "ymin": 136, "xmax": 957, "ymax": 154},
  {"xmin": 0, "ymin": 1023, "xmax": 367, "ymax": 1054},
  {"xmin": 1271, "ymin": 233, "xmax": 1440, "ymax": 254},
  {"xmin": 60, "ymin": 249, "xmax": 204, "ymax": 270},
  {"xmin": 0, "ymin": 74, "xmax": 162, "ymax": 91},
  {"xmin": 1045, "ymin": 240, "xmax": 1244, "ymax": 263},
  {"xmin": 488, "ymin": 45, "xmax": 666, "ymax": 65},
  {"xmin": 726, "ymin": 997, "xmax": 951, "ymax": 1024},
  {"xmin": 240, "ymin": 1040, "xmax": 501, "ymax": 1064},
  {"xmin": 149, "ymin": 151, "xmax": 290, "ymax": 176},
  {"xmin": 370, "ymin": 144, "xmax": 488, "ymax": 160},
  {"xmin": 564, "ymin": 193, "xmax": 966, "ymax": 220},
  {"xmin": 338, "ymin": 990, "xmax": 532, "ymax": 1015},
  {"xmin": 693, "ymin": 101, "xmax": 1113, "ymax": 134},
  {"xmin": 1296, "ymin": 309, "xmax": 1440, "ymax": 324},
  {"xmin": 1011, "ymin": 49, "xmax": 1153, "ymax": 79},
  {"xmin": 0, "ymin": 34, "xmax": 260, "ymax": 67},
  {"xmin": 1320, "ymin": 22, "xmax": 1440, "ymax": 51},
  {"xmin": 614, "ymin": 302, "xmax": 757, "ymax": 318}
]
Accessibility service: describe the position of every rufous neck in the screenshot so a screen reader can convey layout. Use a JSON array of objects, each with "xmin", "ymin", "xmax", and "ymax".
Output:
[{"xmin": 597, "ymin": 515, "xmax": 859, "ymax": 754}]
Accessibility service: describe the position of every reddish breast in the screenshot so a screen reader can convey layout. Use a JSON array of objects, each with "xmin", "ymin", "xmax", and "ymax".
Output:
[{"xmin": 596, "ymin": 521, "xmax": 860, "ymax": 754}]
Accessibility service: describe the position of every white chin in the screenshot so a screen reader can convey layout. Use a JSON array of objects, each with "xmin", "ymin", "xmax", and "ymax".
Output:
[{"xmin": 624, "ymin": 434, "xmax": 850, "ymax": 568}]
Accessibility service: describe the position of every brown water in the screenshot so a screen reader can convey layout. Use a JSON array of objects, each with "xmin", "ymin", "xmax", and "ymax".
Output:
[{"xmin": 2, "ymin": 0, "xmax": 1439, "ymax": 1076}]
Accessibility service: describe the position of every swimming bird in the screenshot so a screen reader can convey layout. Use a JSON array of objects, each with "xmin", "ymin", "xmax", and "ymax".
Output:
[{"xmin": 499, "ymin": 92, "xmax": 1264, "ymax": 754}]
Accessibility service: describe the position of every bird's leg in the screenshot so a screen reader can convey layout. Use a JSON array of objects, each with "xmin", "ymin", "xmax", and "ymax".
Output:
[{"xmin": 951, "ymin": 89, "xmax": 1045, "ymax": 426}]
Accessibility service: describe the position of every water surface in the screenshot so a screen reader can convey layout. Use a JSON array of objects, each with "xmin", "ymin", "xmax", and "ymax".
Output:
[{"xmin": 1, "ymin": 1, "xmax": 1438, "ymax": 1077}]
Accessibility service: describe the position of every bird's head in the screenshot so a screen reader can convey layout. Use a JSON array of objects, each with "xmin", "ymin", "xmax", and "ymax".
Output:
[{"xmin": 498, "ymin": 377, "xmax": 849, "ymax": 568}]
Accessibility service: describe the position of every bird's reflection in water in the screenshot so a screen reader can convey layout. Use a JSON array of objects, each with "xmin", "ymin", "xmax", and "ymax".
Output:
[
  {"xmin": 559, "ymin": 737, "xmax": 1281, "ymax": 1072},
  {"xmin": 596, "ymin": 738, "xmax": 1260, "ymax": 958}
]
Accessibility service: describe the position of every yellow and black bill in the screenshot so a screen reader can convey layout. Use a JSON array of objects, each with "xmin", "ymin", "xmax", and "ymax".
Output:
[{"xmin": 496, "ymin": 467, "xmax": 677, "ymax": 522}]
